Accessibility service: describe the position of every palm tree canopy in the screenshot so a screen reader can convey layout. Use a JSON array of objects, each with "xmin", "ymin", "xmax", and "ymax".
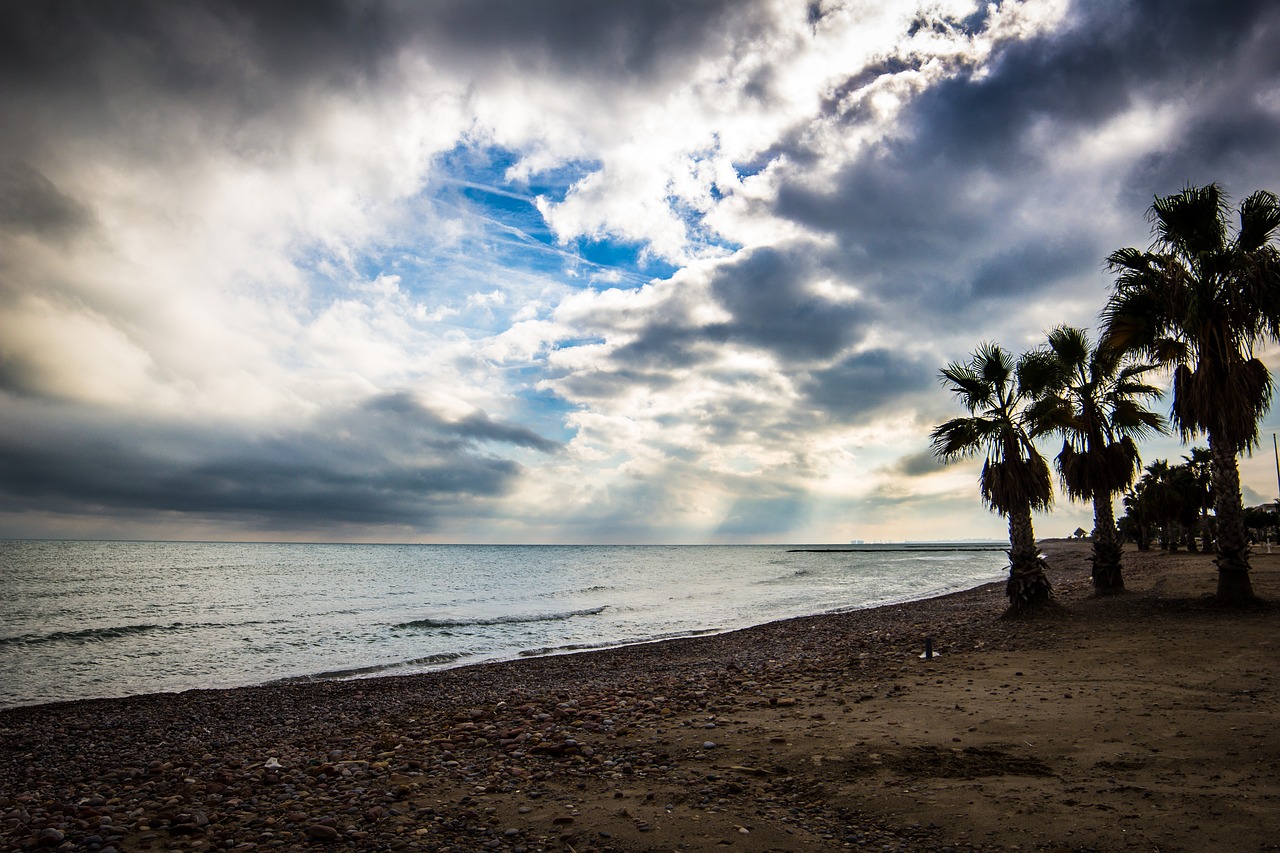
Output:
[
  {"xmin": 931, "ymin": 342, "xmax": 1053, "ymax": 516},
  {"xmin": 1021, "ymin": 324, "xmax": 1166, "ymax": 503},
  {"xmin": 1102, "ymin": 184, "xmax": 1280, "ymax": 452}
]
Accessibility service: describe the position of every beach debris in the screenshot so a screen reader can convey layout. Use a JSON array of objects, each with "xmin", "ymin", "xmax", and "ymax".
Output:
[
  {"xmin": 263, "ymin": 756, "xmax": 282, "ymax": 769},
  {"xmin": 728, "ymin": 764, "xmax": 773, "ymax": 776},
  {"xmin": 919, "ymin": 637, "xmax": 941, "ymax": 660}
]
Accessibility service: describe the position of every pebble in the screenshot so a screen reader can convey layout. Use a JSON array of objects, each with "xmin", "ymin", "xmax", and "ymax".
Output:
[
  {"xmin": 305, "ymin": 824, "xmax": 339, "ymax": 841},
  {"xmin": 37, "ymin": 827, "xmax": 65, "ymax": 847}
]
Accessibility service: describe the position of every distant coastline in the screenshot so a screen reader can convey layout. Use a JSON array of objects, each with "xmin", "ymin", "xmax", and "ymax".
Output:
[{"xmin": 789, "ymin": 541, "xmax": 1007, "ymax": 553}]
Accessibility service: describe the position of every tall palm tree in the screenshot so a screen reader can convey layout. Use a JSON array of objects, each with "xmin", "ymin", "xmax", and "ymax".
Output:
[
  {"xmin": 931, "ymin": 342, "xmax": 1054, "ymax": 615},
  {"xmin": 1103, "ymin": 184, "xmax": 1280, "ymax": 603},
  {"xmin": 1023, "ymin": 325, "xmax": 1165, "ymax": 592}
]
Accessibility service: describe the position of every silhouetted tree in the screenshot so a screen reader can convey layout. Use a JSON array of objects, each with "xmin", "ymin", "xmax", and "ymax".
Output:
[
  {"xmin": 1103, "ymin": 184, "xmax": 1280, "ymax": 602},
  {"xmin": 1182, "ymin": 447, "xmax": 1214, "ymax": 551},
  {"xmin": 1119, "ymin": 483, "xmax": 1155, "ymax": 551},
  {"xmin": 931, "ymin": 343, "xmax": 1054, "ymax": 615},
  {"xmin": 1023, "ymin": 325, "xmax": 1165, "ymax": 592}
]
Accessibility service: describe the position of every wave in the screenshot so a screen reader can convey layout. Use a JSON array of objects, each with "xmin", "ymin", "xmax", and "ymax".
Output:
[
  {"xmin": 0, "ymin": 623, "xmax": 181, "ymax": 647},
  {"xmin": 536, "ymin": 584, "xmax": 616, "ymax": 595},
  {"xmin": 274, "ymin": 652, "xmax": 466, "ymax": 683},
  {"xmin": 754, "ymin": 568, "xmax": 815, "ymax": 585},
  {"xmin": 0, "ymin": 618, "xmax": 288, "ymax": 647},
  {"xmin": 517, "ymin": 627, "xmax": 723, "ymax": 658},
  {"xmin": 393, "ymin": 605, "xmax": 608, "ymax": 631}
]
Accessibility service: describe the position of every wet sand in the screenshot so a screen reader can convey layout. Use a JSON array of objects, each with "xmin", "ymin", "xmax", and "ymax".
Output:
[{"xmin": 2, "ymin": 539, "xmax": 1277, "ymax": 852}]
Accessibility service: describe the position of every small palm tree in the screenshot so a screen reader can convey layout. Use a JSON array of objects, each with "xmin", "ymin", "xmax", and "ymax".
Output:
[
  {"xmin": 931, "ymin": 342, "xmax": 1054, "ymax": 615},
  {"xmin": 1119, "ymin": 484, "xmax": 1154, "ymax": 551},
  {"xmin": 1182, "ymin": 447, "xmax": 1214, "ymax": 551},
  {"xmin": 1141, "ymin": 460, "xmax": 1183, "ymax": 551},
  {"xmin": 1103, "ymin": 184, "xmax": 1280, "ymax": 602},
  {"xmin": 1022, "ymin": 325, "xmax": 1165, "ymax": 592}
]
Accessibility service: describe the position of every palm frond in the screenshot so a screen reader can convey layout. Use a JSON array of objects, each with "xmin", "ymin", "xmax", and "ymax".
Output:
[
  {"xmin": 1236, "ymin": 190, "xmax": 1280, "ymax": 251},
  {"xmin": 981, "ymin": 453, "xmax": 1054, "ymax": 515},
  {"xmin": 1151, "ymin": 183, "xmax": 1229, "ymax": 260}
]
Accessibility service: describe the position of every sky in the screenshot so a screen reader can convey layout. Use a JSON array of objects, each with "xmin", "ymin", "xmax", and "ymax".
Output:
[{"xmin": 2, "ymin": 0, "xmax": 1280, "ymax": 544}]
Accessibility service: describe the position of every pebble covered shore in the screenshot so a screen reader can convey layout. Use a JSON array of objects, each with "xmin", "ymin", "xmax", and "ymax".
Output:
[{"xmin": 12, "ymin": 541, "xmax": 1255, "ymax": 853}]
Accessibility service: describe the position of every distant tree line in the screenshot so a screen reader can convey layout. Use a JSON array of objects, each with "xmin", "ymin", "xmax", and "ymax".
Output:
[
  {"xmin": 932, "ymin": 184, "xmax": 1280, "ymax": 615},
  {"xmin": 1118, "ymin": 449, "xmax": 1280, "ymax": 551}
]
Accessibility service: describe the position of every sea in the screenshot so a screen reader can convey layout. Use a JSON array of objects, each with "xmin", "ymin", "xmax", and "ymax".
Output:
[{"xmin": 0, "ymin": 540, "xmax": 1008, "ymax": 710}]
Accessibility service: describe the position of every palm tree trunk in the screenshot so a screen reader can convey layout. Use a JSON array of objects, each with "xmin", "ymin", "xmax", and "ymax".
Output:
[
  {"xmin": 1136, "ymin": 521, "xmax": 1151, "ymax": 551},
  {"xmin": 1208, "ymin": 434, "xmax": 1255, "ymax": 602},
  {"xmin": 1004, "ymin": 504, "xmax": 1052, "ymax": 615},
  {"xmin": 1090, "ymin": 495, "xmax": 1124, "ymax": 592}
]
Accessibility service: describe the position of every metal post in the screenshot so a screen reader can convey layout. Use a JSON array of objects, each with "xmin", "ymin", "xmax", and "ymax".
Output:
[{"xmin": 1273, "ymin": 433, "xmax": 1279, "ymax": 500}]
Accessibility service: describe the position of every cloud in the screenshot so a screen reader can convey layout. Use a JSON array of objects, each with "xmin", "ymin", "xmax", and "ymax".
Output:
[
  {"xmin": 889, "ymin": 448, "xmax": 947, "ymax": 478},
  {"xmin": 0, "ymin": 162, "xmax": 93, "ymax": 240},
  {"xmin": 0, "ymin": 391, "xmax": 557, "ymax": 532},
  {"xmin": 802, "ymin": 349, "xmax": 933, "ymax": 421},
  {"xmin": 1, "ymin": 0, "xmax": 1279, "ymax": 543}
]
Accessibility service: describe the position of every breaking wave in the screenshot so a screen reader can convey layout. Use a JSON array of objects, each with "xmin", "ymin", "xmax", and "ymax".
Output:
[
  {"xmin": 0, "ymin": 619, "xmax": 285, "ymax": 648},
  {"xmin": 276, "ymin": 652, "xmax": 466, "ymax": 683},
  {"xmin": 394, "ymin": 605, "xmax": 608, "ymax": 631}
]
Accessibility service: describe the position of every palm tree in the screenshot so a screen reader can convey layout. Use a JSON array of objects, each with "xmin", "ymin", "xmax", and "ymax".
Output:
[
  {"xmin": 931, "ymin": 342, "xmax": 1054, "ymax": 615},
  {"xmin": 1023, "ymin": 326, "xmax": 1165, "ymax": 593},
  {"xmin": 1119, "ymin": 484, "xmax": 1154, "ymax": 551},
  {"xmin": 1141, "ymin": 459, "xmax": 1184, "ymax": 551},
  {"xmin": 1182, "ymin": 447, "xmax": 1214, "ymax": 551},
  {"xmin": 1103, "ymin": 184, "xmax": 1280, "ymax": 602}
]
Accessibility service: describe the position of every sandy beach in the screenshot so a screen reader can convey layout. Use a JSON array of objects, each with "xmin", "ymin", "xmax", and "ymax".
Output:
[{"xmin": 2, "ymin": 539, "xmax": 1277, "ymax": 852}]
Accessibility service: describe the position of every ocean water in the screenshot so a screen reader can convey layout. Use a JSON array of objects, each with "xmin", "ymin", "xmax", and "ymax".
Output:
[{"xmin": 0, "ymin": 541, "xmax": 1007, "ymax": 709}]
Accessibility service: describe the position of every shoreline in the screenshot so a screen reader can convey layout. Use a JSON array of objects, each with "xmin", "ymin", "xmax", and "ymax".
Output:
[
  {"xmin": 2, "ymin": 540, "xmax": 1278, "ymax": 851},
  {"xmin": 0, "ymin": 565, "xmax": 1010, "ymax": 716},
  {"xmin": 0, "ymin": 553, "xmax": 1009, "ymax": 715}
]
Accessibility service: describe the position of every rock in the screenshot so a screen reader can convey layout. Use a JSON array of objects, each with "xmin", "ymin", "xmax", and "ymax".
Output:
[
  {"xmin": 37, "ymin": 827, "xmax": 65, "ymax": 847},
  {"xmin": 306, "ymin": 823, "xmax": 340, "ymax": 841}
]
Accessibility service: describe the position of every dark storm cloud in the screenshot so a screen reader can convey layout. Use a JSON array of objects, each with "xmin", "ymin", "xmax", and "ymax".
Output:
[
  {"xmin": 970, "ymin": 241, "xmax": 1088, "ymax": 299},
  {"xmin": 907, "ymin": 0, "xmax": 1279, "ymax": 169},
  {"xmin": 0, "ymin": 0, "xmax": 395, "ymax": 96},
  {"xmin": 706, "ymin": 247, "xmax": 865, "ymax": 361},
  {"xmin": 0, "ymin": 3, "xmax": 357, "ymax": 159},
  {"xmin": 0, "ymin": 392, "xmax": 557, "ymax": 529},
  {"xmin": 414, "ymin": 0, "xmax": 755, "ymax": 81},
  {"xmin": 0, "ymin": 0, "xmax": 758, "ymax": 119},
  {"xmin": 774, "ymin": 0, "xmax": 1280, "ymax": 326},
  {"xmin": 557, "ymin": 244, "xmax": 871, "ymax": 407},
  {"xmin": 802, "ymin": 348, "xmax": 932, "ymax": 422}
]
